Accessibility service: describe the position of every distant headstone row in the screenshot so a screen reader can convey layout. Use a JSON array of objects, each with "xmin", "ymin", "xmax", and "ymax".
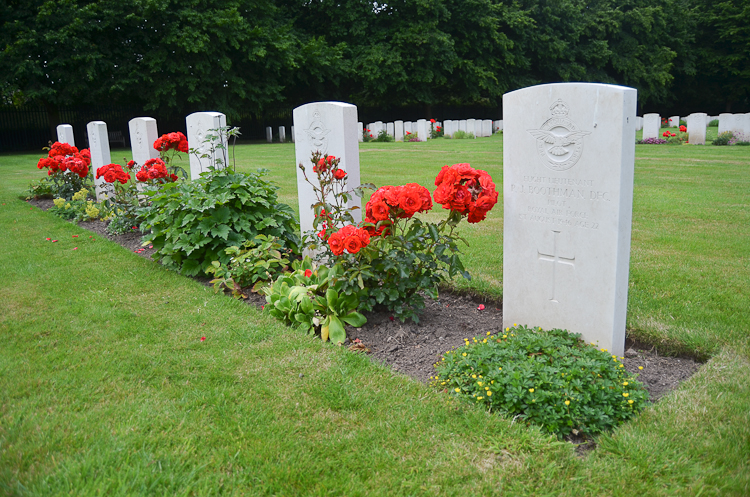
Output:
[{"xmin": 639, "ymin": 112, "xmax": 749, "ymax": 144}]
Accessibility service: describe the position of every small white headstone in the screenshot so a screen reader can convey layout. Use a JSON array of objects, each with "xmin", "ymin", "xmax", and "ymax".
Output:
[
  {"xmin": 482, "ymin": 120, "xmax": 492, "ymax": 137},
  {"xmin": 186, "ymin": 111, "xmax": 228, "ymax": 179},
  {"xmin": 718, "ymin": 114, "xmax": 734, "ymax": 134},
  {"xmin": 404, "ymin": 121, "xmax": 413, "ymax": 135},
  {"xmin": 293, "ymin": 102, "xmax": 362, "ymax": 240},
  {"xmin": 357, "ymin": 122, "xmax": 363, "ymax": 142},
  {"xmin": 494, "ymin": 120, "xmax": 504, "ymax": 133},
  {"xmin": 56, "ymin": 124, "xmax": 75, "ymax": 146},
  {"xmin": 86, "ymin": 121, "xmax": 114, "ymax": 201},
  {"xmin": 128, "ymin": 117, "xmax": 160, "ymax": 168},
  {"xmin": 467, "ymin": 119, "xmax": 476, "ymax": 137},
  {"xmin": 669, "ymin": 116, "xmax": 679, "ymax": 127},
  {"xmin": 635, "ymin": 117, "xmax": 643, "ymax": 131},
  {"xmin": 266, "ymin": 127, "xmax": 273, "ymax": 143},
  {"xmin": 279, "ymin": 126, "xmax": 286, "ymax": 143},
  {"xmin": 642, "ymin": 114, "xmax": 660, "ymax": 140},
  {"xmin": 386, "ymin": 122, "xmax": 394, "ymax": 138},
  {"xmin": 687, "ymin": 113, "xmax": 707, "ymax": 145},
  {"xmin": 503, "ymin": 83, "xmax": 637, "ymax": 356},
  {"xmin": 291, "ymin": 126, "xmax": 295, "ymax": 143},
  {"xmin": 459, "ymin": 120, "xmax": 467, "ymax": 133},
  {"xmin": 395, "ymin": 121, "xmax": 404, "ymax": 141},
  {"xmin": 417, "ymin": 119, "xmax": 428, "ymax": 141},
  {"xmin": 738, "ymin": 113, "xmax": 750, "ymax": 139},
  {"xmin": 474, "ymin": 119, "xmax": 482, "ymax": 137}
]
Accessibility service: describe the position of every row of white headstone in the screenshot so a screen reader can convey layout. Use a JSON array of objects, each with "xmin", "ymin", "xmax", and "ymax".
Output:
[
  {"xmin": 637, "ymin": 112, "xmax": 750, "ymax": 144},
  {"xmin": 292, "ymin": 83, "xmax": 635, "ymax": 356},
  {"xmin": 58, "ymin": 85, "xmax": 637, "ymax": 356},
  {"xmin": 361, "ymin": 119, "xmax": 503, "ymax": 142},
  {"xmin": 55, "ymin": 112, "xmax": 230, "ymax": 201}
]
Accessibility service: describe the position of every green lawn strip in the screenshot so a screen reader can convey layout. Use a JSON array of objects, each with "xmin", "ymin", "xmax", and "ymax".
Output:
[{"xmin": 2, "ymin": 139, "xmax": 749, "ymax": 494}]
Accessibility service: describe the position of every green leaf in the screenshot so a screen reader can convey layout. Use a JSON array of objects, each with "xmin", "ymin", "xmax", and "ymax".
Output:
[
  {"xmin": 341, "ymin": 312, "xmax": 366, "ymax": 328},
  {"xmin": 328, "ymin": 316, "xmax": 346, "ymax": 344}
]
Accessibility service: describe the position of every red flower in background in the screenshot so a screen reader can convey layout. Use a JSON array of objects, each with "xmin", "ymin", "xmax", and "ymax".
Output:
[
  {"xmin": 136, "ymin": 158, "xmax": 175, "ymax": 182},
  {"xmin": 333, "ymin": 169, "xmax": 347, "ymax": 180},
  {"xmin": 153, "ymin": 131, "xmax": 188, "ymax": 153},
  {"xmin": 37, "ymin": 142, "xmax": 91, "ymax": 178},
  {"xmin": 679, "ymin": 125, "xmax": 687, "ymax": 132},
  {"xmin": 433, "ymin": 163, "xmax": 498, "ymax": 223},
  {"xmin": 96, "ymin": 163, "xmax": 131, "ymax": 184},
  {"xmin": 328, "ymin": 225, "xmax": 370, "ymax": 255}
]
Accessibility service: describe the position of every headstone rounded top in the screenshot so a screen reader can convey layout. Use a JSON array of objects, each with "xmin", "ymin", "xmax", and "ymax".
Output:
[{"xmin": 294, "ymin": 101, "xmax": 356, "ymax": 111}]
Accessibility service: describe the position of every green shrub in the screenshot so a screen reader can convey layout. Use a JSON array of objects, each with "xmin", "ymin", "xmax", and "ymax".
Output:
[
  {"xmin": 374, "ymin": 129, "xmax": 394, "ymax": 142},
  {"xmin": 48, "ymin": 188, "xmax": 100, "ymax": 222},
  {"xmin": 141, "ymin": 168, "xmax": 300, "ymax": 276},
  {"xmin": 432, "ymin": 325, "xmax": 648, "ymax": 438},
  {"xmin": 206, "ymin": 235, "xmax": 291, "ymax": 298},
  {"xmin": 712, "ymin": 131, "xmax": 734, "ymax": 146},
  {"xmin": 451, "ymin": 130, "xmax": 475, "ymax": 139},
  {"xmin": 708, "ymin": 119, "xmax": 719, "ymax": 127}
]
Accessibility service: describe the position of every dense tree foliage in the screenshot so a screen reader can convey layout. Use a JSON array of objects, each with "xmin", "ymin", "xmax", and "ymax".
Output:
[{"xmin": 1, "ymin": 0, "xmax": 747, "ymax": 120}]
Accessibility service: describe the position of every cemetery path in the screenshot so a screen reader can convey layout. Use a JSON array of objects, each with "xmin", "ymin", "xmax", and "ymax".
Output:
[{"xmin": 29, "ymin": 198, "xmax": 701, "ymax": 404}]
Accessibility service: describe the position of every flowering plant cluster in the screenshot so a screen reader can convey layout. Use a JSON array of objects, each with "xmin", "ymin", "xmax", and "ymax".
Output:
[
  {"xmin": 433, "ymin": 163, "xmax": 498, "ymax": 224},
  {"xmin": 49, "ymin": 188, "xmax": 100, "ymax": 222},
  {"xmin": 328, "ymin": 224, "xmax": 370, "ymax": 255},
  {"xmin": 405, "ymin": 131, "xmax": 421, "ymax": 142},
  {"xmin": 135, "ymin": 158, "xmax": 179, "ymax": 183},
  {"xmin": 96, "ymin": 163, "xmax": 131, "ymax": 184},
  {"xmin": 362, "ymin": 127, "xmax": 374, "ymax": 142},
  {"xmin": 636, "ymin": 137, "xmax": 668, "ymax": 145},
  {"xmin": 153, "ymin": 132, "xmax": 189, "ymax": 153},
  {"xmin": 33, "ymin": 142, "xmax": 93, "ymax": 200},
  {"xmin": 429, "ymin": 119, "xmax": 443, "ymax": 138},
  {"xmin": 432, "ymin": 325, "xmax": 648, "ymax": 438}
]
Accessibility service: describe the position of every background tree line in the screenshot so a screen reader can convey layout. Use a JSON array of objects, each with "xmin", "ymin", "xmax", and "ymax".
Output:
[{"xmin": 1, "ymin": 0, "xmax": 748, "ymax": 128}]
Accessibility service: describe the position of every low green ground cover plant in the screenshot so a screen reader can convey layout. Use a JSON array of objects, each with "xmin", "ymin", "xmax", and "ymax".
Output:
[
  {"xmin": 433, "ymin": 325, "xmax": 648, "ymax": 438},
  {"xmin": 713, "ymin": 131, "xmax": 734, "ymax": 145},
  {"xmin": 373, "ymin": 129, "xmax": 394, "ymax": 142},
  {"xmin": 48, "ymin": 188, "xmax": 99, "ymax": 222},
  {"xmin": 449, "ymin": 130, "xmax": 475, "ymax": 139}
]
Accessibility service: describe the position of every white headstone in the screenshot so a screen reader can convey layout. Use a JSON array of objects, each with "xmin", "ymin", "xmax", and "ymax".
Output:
[
  {"xmin": 386, "ymin": 122, "xmax": 394, "ymax": 138},
  {"xmin": 687, "ymin": 113, "xmax": 707, "ymax": 145},
  {"xmin": 738, "ymin": 113, "xmax": 750, "ymax": 139},
  {"xmin": 395, "ymin": 120, "xmax": 404, "ymax": 141},
  {"xmin": 635, "ymin": 117, "xmax": 643, "ymax": 131},
  {"xmin": 357, "ymin": 122, "xmax": 363, "ymax": 142},
  {"xmin": 86, "ymin": 121, "xmax": 114, "ymax": 201},
  {"xmin": 417, "ymin": 119, "xmax": 428, "ymax": 141},
  {"xmin": 473, "ymin": 119, "xmax": 481, "ymax": 137},
  {"xmin": 266, "ymin": 126, "xmax": 273, "ymax": 143},
  {"xmin": 56, "ymin": 124, "xmax": 75, "ymax": 146},
  {"xmin": 503, "ymin": 83, "xmax": 637, "ymax": 356},
  {"xmin": 459, "ymin": 120, "xmax": 467, "ymax": 133},
  {"xmin": 293, "ymin": 102, "xmax": 362, "ymax": 241},
  {"xmin": 731, "ymin": 114, "xmax": 745, "ymax": 134},
  {"xmin": 494, "ymin": 120, "xmax": 504, "ymax": 133},
  {"xmin": 291, "ymin": 126, "xmax": 295, "ymax": 143},
  {"xmin": 642, "ymin": 113, "xmax": 660, "ymax": 140},
  {"xmin": 467, "ymin": 119, "xmax": 476, "ymax": 137},
  {"xmin": 482, "ymin": 120, "xmax": 493, "ymax": 137},
  {"xmin": 669, "ymin": 116, "xmax": 679, "ymax": 127},
  {"xmin": 404, "ymin": 121, "xmax": 413, "ymax": 135},
  {"xmin": 279, "ymin": 126, "xmax": 286, "ymax": 143},
  {"xmin": 128, "ymin": 117, "xmax": 160, "ymax": 168},
  {"xmin": 718, "ymin": 113, "xmax": 734, "ymax": 134},
  {"xmin": 186, "ymin": 112, "xmax": 228, "ymax": 180}
]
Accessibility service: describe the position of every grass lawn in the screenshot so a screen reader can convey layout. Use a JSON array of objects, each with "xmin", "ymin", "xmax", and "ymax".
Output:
[{"xmin": 1, "ymin": 132, "xmax": 748, "ymax": 495}]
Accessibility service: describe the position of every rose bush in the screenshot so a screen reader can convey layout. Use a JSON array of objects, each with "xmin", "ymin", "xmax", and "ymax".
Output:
[{"xmin": 31, "ymin": 141, "xmax": 93, "ymax": 200}]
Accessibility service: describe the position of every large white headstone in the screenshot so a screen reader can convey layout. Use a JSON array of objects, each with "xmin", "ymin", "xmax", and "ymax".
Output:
[
  {"xmin": 416, "ymin": 119, "xmax": 428, "ymax": 141},
  {"xmin": 186, "ymin": 112, "xmax": 228, "ymax": 180},
  {"xmin": 687, "ymin": 113, "xmax": 707, "ymax": 145},
  {"xmin": 642, "ymin": 113, "xmax": 660, "ymax": 140},
  {"xmin": 86, "ymin": 121, "xmax": 114, "ymax": 201},
  {"xmin": 56, "ymin": 124, "xmax": 75, "ymax": 146},
  {"xmin": 394, "ymin": 121, "xmax": 404, "ymax": 141},
  {"xmin": 293, "ymin": 102, "xmax": 362, "ymax": 240},
  {"xmin": 128, "ymin": 117, "xmax": 160, "ymax": 167},
  {"xmin": 503, "ymin": 83, "xmax": 637, "ymax": 356},
  {"xmin": 404, "ymin": 121, "xmax": 413, "ymax": 135},
  {"xmin": 718, "ymin": 113, "xmax": 734, "ymax": 134}
]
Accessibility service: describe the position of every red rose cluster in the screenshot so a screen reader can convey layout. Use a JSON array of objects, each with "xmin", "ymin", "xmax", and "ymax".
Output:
[
  {"xmin": 153, "ymin": 132, "xmax": 188, "ymax": 153},
  {"xmin": 365, "ymin": 183, "xmax": 433, "ymax": 224},
  {"xmin": 662, "ymin": 131, "xmax": 676, "ymax": 138},
  {"xmin": 135, "ymin": 158, "xmax": 177, "ymax": 182},
  {"xmin": 679, "ymin": 125, "xmax": 687, "ymax": 132},
  {"xmin": 37, "ymin": 142, "xmax": 92, "ymax": 178},
  {"xmin": 328, "ymin": 225, "xmax": 370, "ymax": 255},
  {"xmin": 433, "ymin": 163, "xmax": 498, "ymax": 223},
  {"xmin": 96, "ymin": 163, "xmax": 131, "ymax": 184}
]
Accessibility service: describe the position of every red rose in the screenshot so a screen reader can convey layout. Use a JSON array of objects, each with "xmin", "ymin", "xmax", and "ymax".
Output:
[
  {"xmin": 178, "ymin": 140, "xmax": 189, "ymax": 153},
  {"xmin": 304, "ymin": 269, "xmax": 312, "ymax": 278},
  {"xmin": 127, "ymin": 160, "xmax": 136, "ymax": 169},
  {"xmin": 679, "ymin": 125, "xmax": 687, "ymax": 132},
  {"xmin": 369, "ymin": 200, "xmax": 390, "ymax": 221},
  {"xmin": 398, "ymin": 188, "xmax": 423, "ymax": 216},
  {"xmin": 468, "ymin": 208, "xmax": 489, "ymax": 224},
  {"xmin": 328, "ymin": 233, "xmax": 344, "ymax": 255},
  {"xmin": 433, "ymin": 182, "xmax": 455, "ymax": 205},
  {"xmin": 449, "ymin": 185, "xmax": 472, "ymax": 212},
  {"xmin": 343, "ymin": 235, "xmax": 363, "ymax": 254},
  {"xmin": 430, "ymin": 119, "xmax": 436, "ymax": 123},
  {"xmin": 333, "ymin": 169, "xmax": 347, "ymax": 180}
]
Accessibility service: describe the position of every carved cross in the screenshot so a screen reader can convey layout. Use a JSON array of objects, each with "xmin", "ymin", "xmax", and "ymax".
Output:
[{"xmin": 537, "ymin": 230, "xmax": 576, "ymax": 303}]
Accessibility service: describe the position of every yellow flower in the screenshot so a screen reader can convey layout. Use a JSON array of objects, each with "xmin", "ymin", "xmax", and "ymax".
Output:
[
  {"xmin": 462, "ymin": 353, "xmax": 467, "ymax": 357},
  {"xmin": 485, "ymin": 387, "xmax": 489, "ymax": 391},
  {"xmin": 513, "ymin": 323, "xmax": 517, "ymax": 326},
  {"xmin": 532, "ymin": 399, "xmax": 535, "ymax": 403},
  {"xmin": 623, "ymin": 392, "xmax": 629, "ymax": 397},
  {"xmin": 477, "ymin": 381, "xmax": 483, "ymax": 386},
  {"xmin": 505, "ymin": 327, "xmax": 509, "ymax": 331},
  {"xmin": 638, "ymin": 366, "xmax": 643, "ymax": 370},
  {"xmin": 628, "ymin": 400, "xmax": 634, "ymax": 404},
  {"xmin": 498, "ymin": 367, "xmax": 502, "ymax": 371},
  {"xmin": 486, "ymin": 331, "xmax": 491, "ymax": 336},
  {"xmin": 623, "ymin": 381, "xmax": 629, "ymax": 386},
  {"xmin": 53, "ymin": 198, "xmax": 66, "ymax": 208},
  {"xmin": 491, "ymin": 380, "xmax": 495, "ymax": 384},
  {"xmin": 483, "ymin": 339, "xmax": 487, "ymax": 343},
  {"xmin": 529, "ymin": 388, "xmax": 535, "ymax": 393},
  {"xmin": 441, "ymin": 382, "xmax": 446, "ymax": 385},
  {"xmin": 487, "ymin": 391, "xmax": 492, "ymax": 396},
  {"xmin": 619, "ymin": 364, "xmax": 624, "ymax": 368},
  {"xmin": 472, "ymin": 374, "xmax": 477, "ymax": 378},
  {"xmin": 503, "ymin": 334, "xmax": 507, "ymax": 338},
  {"xmin": 565, "ymin": 400, "xmax": 570, "ymax": 406},
  {"xmin": 612, "ymin": 355, "xmax": 617, "ymax": 359},
  {"xmin": 455, "ymin": 388, "xmax": 461, "ymax": 392},
  {"xmin": 477, "ymin": 396, "xmax": 483, "ymax": 400}
]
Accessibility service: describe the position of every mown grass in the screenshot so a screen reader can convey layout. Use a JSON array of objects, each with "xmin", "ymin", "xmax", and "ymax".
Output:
[{"xmin": 1, "ymin": 134, "xmax": 749, "ymax": 495}]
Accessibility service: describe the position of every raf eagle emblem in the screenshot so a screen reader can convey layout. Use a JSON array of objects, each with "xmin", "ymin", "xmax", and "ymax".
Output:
[{"xmin": 527, "ymin": 99, "xmax": 590, "ymax": 171}]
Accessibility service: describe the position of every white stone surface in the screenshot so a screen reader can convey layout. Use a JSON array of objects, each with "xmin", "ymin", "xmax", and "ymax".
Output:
[
  {"xmin": 395, "ymin": 120, "xmax": 404, "ymax": 141},
  {"xmin": 357, "ymin": 122, "xmax": 363, "ymax": 142},
  {"xmin": 404, "ymin": 121, "xmax": 413, "ymax": 135},
  {"xmin": 718, "ymin": 113, "xmax": 734, "ymax": 134},
  {"xmin": 474, "ymin": 119, "xmax": 482, "ymax": 137},
  {"xmin": 459, "ymin": 120, "xmax": 467, "ymax": 134},
  {"xmin": 266, "ymin": 126, "xmax": 273, "ymax": 143},
  {"xmin": 687, "ymin": 113, "xmax": 707, "ymax": 145},
  {"xmin": 293, "ymin": 102, "xmax": 362, "ymax": 241},
  {"xmin": 635, "ymin": 117, "xmax": 643, "ymax": 131},
  {"xmin": 739, "ymin": 113, "xmax": 750, "ymax": 138},
  {"xmin": 417, "ymin": 119, "xmax": 428, "ymax": 141},
  {"xmin": 186, "ymin": 112, "xmax": 227, "ymax": 179},
  {"xmin": 386, "ymin": 122, "xmax": 394, "ymax": 138},
  {"xmin": 482, "ymin": 120, "xmax": 493, "ymax": 137},
  {"xmin": 466, "ymin": 119, "xmax": 476, "ymax": 137},
  {"xmin": 128, "ymin": 117, "xmax": 160, "ymax": 168},
  {"xmin": 86, "ymin": 121, "xmax": 114, "ymax": 201},
  {"xmin": 291, "ymin": 126, "xmax": 295, "ymax": 143},
  {"xmin": 642, "ymin": 113, "xmax": 660, "ymax": 140},
  {"xmin": 279, "ymin": 126, "xmax": 286, "ymax": 143},
  {"xmin": 669, "ymin": 115, "xmax": 679, "ymax": 127},
  {"xmin": 56, "ymin": 124, "xmax": 75, "ymax": 146},
  {"xmin": 503, "ymin": 83, "xmax": 637, "ymax": 356},
  {"xmin": 494, "ymin": 120, "xmax": 504, "ymax": 133}
]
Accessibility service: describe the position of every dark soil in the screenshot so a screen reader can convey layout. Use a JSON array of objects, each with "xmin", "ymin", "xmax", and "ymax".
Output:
[{"xmin": 29, "ymin": 197, "xmax": 703, "ymax": 406}]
